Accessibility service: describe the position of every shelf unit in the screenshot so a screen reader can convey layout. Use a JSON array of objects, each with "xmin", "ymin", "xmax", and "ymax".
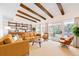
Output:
[{"xmin": 8, "ymin": 22, "xmax": 32, "ymax": 33}]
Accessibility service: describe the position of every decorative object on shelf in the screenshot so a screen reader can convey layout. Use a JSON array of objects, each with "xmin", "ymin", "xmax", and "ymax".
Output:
[{"xmin": 8, "ymin": 22, "xmax": 32, "ymax": 32}]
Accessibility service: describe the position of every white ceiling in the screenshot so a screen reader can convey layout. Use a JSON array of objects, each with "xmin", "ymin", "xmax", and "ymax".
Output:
[
  {"xmin": 0, "ymin": 3, "xmax": 79, "ymax": 23},
  {"xmin": 0, "ymin": 3, "xmax": 18, "ymax": 18}
]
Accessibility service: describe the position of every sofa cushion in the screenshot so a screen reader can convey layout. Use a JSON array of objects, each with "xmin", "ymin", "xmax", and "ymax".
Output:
[
  {"xmin": 1, "ymin": 34, "xmax": 13, "ymax": 44},
  {"xmin": 12, "ymin": 34, "xmax": 24, "ymax": 42},
  {"xmin": 3, "ymin": 37, "xmax": 12, "ymax": 44},
  {"xmin": 0, "ymin": 40, "xmax": 3, "ymax": 45},
  {"xmin": 25, "ymin": 33, "xmax": 30, "ymax": 37},
  {"xmin": 12, "ymin": 34, "xmax": 19, "ymax": 41}
]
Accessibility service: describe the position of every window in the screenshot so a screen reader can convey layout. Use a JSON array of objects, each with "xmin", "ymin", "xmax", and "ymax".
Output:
[
  {"xmin": 64, "ymin": 19, "xmax": 74, "ymax": 37},
  {"xmin": 36, "ymin": 24, "xmax": 41, "ymax": 33},
  {"xmin": 48, "ymin": 23, "xmax": 62, "ymax": 41},
  {"xmin": 52, "ymin": 23, "xmax": 62, "ymax": 38}
]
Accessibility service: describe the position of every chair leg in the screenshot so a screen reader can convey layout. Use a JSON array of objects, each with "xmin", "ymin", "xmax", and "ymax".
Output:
[
  {"xmin": 39, "ymin": 42, "xmax": 41, "ymax": 47},
  {"xmin": 32, "ymin": 41, "xmax": 34, "ymax": 46}
]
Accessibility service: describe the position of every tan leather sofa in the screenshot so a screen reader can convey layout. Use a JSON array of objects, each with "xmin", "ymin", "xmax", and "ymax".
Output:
[
  {"xmin": 18, "ymin": 32, "xmax": 37, "ymax": 42},
  {"xmin": 0, "ymin": 40, "xmax": 29, "ymax": 56},
  {"xmin": 9, "ymin": 32, "xmax": 41, "ymax": 42},
  {"xmin": 0, "ymin": 34, "xmax": 29, "ymax": 56}
]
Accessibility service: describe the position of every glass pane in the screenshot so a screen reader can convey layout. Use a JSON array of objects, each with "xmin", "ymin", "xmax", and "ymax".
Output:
[
  {"xmin": 36, "ymin": 24, "xmax": 41, "ymax": 33},
  {"xmin": 48, "ymin": 23, "xmax": 62, "ymax": 41},
  {"xmin": 64, "ymin": 19, "xmax": 74, "ymax": 38}
]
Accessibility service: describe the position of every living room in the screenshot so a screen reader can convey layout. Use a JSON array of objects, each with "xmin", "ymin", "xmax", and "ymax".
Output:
[{"xmin": 0, "ymin": 3, "xmax": 79, "ymax": 56}]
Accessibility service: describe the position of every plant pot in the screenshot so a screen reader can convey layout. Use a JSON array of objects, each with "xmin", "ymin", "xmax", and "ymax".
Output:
[
  {"xmin": 76, "ymin": 37, "xmax": 79, "ymax": 48},
  {"xmin": 73, "ymin": 36, "xmax": 79, "ymax": 48}
]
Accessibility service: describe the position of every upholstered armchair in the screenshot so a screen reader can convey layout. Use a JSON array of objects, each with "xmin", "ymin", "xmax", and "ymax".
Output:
[{"xmin": 42, "ymin": 33, "xmax": 48, "ymax": 41}]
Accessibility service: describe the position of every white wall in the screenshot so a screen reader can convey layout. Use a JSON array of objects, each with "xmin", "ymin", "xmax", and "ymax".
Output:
[
  {"xmin": 2, "ymin": 16, "xmax": 13, "ymax": 35},
  {"xmin": 0, "ymin": 15, "xmax": 13, "ymax": 36},
  {"xmin": 0, "ymin": 16, "xmax": 3, "ymax": 37}
]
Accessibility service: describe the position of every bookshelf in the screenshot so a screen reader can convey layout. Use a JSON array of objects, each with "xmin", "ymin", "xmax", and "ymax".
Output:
[{"xmin": 8, "ymin": 22, "xmax": 32, "ymax": 33}]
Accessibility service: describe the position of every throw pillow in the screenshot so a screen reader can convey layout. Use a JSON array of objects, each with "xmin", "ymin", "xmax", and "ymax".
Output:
[{"xmin": 3, "ymin": 37, "xmax": 12, "ymax": 44}]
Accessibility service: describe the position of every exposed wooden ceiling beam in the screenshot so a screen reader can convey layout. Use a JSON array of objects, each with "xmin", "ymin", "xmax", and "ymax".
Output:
[
  {"xmin": 16, "ymin": 14, "xmax": 37, "ymax": 23},
  {"xmin": 56, "ymin": 3, "xmax": 64, "ymax": 15},
  {"xmin": 35, "ymin": 3, "xmax": 53, "ymax": 18},
  {"xmin": 20, "ymin": 3, "xmax": 46, "ymax": 20},
  {"xmin": 17, "ymin": 10, "xmax": 41, "ymax": 22}
]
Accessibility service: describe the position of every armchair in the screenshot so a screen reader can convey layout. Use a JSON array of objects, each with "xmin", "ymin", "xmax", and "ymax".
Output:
[
  {"xmin": 42, "ymin": 33, "xmax": 48, "ymax": 41},
  {"xmin": 59, "ymin": 36, "xmax": 74, "ymax": 46}
]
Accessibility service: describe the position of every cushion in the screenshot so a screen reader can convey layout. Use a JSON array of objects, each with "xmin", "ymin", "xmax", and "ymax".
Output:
[
  {"xmin": 25, "ymin": 33, "xmax": 30, "ymax": 37},
  {"xmin": 29, "ymin": 32, "xmax": 34, "ymax": 37},
  {"xmin": 3, "ymin": 37, "xmax": 12, "ymax": 44},
  {"xmin": 19, "ymin": 34, "xmax": 26, "ymax": 40},
  {"xmin": 59, "ymin": 40, "xmax": 65, "ymax": 42},
  {"xmin": 12, "ymin": 34, "xmax": 18, "ymax": 41},
  {"xmin": 0, "ymin": 41, "xmax": 3, "ymax": 45},
  {"xmin": 60, "ymin": 37, "xmax": 65, "ymax": 40},
  {"xmin": 12, "ymin": 34, "xmax": 23, "ymax": 42},
  {"xmin": 65, "ymin": 37, "xmax": 71, "ymax": 41},
  {"xmin": 1, "ymin": 34, "xmax": 13, "ymax": 44},
  {"xmin": 0, "ymin": 34, "xmax": 14, "ymax": 45},
  {"xmin": 15, "ymin": 38, "xmax": 23, "ymax": 42},
  {"xmin": 36, "ymin": 34, "xmax": 41, "ymax": 36}
]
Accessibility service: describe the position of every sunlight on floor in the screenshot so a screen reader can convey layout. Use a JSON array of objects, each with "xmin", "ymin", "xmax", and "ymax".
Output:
[{"xmin": 29, "ymin": 40, "xmax": 79, "ymax": 56}]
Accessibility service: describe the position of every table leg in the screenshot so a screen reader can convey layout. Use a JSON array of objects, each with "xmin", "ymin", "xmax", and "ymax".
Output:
[
  {"xmin": 39, "ymin": 41, "xmax": 41, "ymax": 47},
  {"xmin": 32, "ymin": 41, "xmax": 34, "ymax": 46}
]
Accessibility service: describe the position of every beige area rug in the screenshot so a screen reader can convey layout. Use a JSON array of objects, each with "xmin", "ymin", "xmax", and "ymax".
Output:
[{"xmin": 29, "ymin": 40, "xmax": 79, "ymax": 56}]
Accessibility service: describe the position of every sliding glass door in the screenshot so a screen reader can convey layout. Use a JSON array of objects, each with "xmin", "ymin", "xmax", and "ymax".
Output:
[
  {"xmin": 48, "ymin": 19, "xmax": 74, "ymax": 41},
  {"xmin": 48, "ymin": 23, "xmax": 62, "ymax": 41},
  {"xmin": 64, "ymin": 21, "xmax": 74, "ymax": 38}
]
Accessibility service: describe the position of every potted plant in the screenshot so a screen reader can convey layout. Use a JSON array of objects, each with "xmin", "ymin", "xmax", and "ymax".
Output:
[
  {"xmin": 32, "ymin": 27, "xmax": 36, "ymax": 32},
  {"xmin": 72, "ymin": 25, "xmax": 79, "ymax": 37},
  {"xmin": 72, "ymin": 25, "xmax": 79, "ymax": 47}
]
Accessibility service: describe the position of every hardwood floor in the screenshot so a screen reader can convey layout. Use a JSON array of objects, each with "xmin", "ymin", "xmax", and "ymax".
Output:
[{"xmin": 29, "ymin": 40, "xmax": 79, "ymax": 56}]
